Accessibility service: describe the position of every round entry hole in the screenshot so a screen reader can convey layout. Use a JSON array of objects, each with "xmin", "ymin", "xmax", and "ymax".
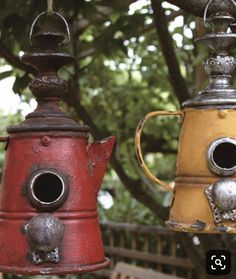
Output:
[
  {"xmin": 32, "ymin": 172, "xmax": 64, "ymax": 204},
  {"xmin": 213, "ymin": 142, "xmax": 236, "ymax": 169}
]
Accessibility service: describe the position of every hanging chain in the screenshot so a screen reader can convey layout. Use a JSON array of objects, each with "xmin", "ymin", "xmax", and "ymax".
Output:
[{"xmin": 47, "ymin": 0, "xmax": 53, "ymax": 14}]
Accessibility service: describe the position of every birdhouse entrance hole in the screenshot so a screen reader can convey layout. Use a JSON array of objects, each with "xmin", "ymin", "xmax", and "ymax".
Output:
[
  {"xmin": 212, "ymin": 142, "xmax": 236, "ymax": 169},
  {"xmin": 33, "ymin": 173, "xmax": 64, "ymax": 203}
]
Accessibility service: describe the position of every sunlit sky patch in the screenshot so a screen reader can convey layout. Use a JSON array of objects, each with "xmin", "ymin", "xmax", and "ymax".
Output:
[{"xmin": 0, "ymin": 74, "xmax": 36, "ymax": 116}]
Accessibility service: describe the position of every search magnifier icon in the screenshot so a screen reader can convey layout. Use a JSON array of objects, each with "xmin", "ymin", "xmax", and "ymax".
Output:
[
  {"xmin": 206, "ymin": 250, "xmax": 231, "ymax": 275},
  {"xmin": 215, "ymin": 259, "xmax": 222, "ymax": 267}
]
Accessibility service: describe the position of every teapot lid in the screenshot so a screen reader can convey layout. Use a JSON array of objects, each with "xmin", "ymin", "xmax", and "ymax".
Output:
[
  {"xmin": 8, "ymin": 10, "xmax": 89, "ymax": 134},
  {"xmin": 183, "ymin": 0, "xmax": 236, "ymax": 108}
]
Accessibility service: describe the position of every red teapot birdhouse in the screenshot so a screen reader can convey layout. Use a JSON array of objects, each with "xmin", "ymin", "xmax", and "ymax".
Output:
[{"xmin": 0, "ymin": 11, "xmax": 115, "ymax": 275}]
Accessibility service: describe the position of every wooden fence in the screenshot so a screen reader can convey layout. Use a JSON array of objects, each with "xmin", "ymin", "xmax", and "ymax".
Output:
[{"xmin": 93, "ymin": 222, "xmax": 197, "ymax": 279}]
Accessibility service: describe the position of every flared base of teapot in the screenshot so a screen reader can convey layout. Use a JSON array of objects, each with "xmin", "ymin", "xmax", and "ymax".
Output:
[
  {"xmin": 169, "ymin": 175, "xmax": 236, "ymax": 233},
  {"xmin": 0, "ymin": 258, "xmax": 110, "ymax": 275},
  {"xmin": 166, "ymin": 219, "xmax": 236, "ymax": 234},
  {"xmin": 0, "ymin": 211, "xmax": 109, "ymax": 275}
]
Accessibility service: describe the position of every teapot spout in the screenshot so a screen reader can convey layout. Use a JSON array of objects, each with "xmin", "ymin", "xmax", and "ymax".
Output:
[{"xmin": 87, "ymin": 136, "xmax": 116, "ymax": 196}]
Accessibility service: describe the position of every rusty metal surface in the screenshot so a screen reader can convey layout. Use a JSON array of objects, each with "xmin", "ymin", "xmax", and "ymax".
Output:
[
  {"xmin": 0, "ymin": 258, "xmax": 110, "ymax": 275},
  {"xmin": 0, "ymin": 131, "xmax": 115, "ymax": 273},
  {"xmin": 0, "ymin": 10, "xmax": 116, "ymax": 275},
  {"xmin": 166, "ymin": 220, "xmax": 234, "ymax": 233},
  {"xmin": 30, "ymin": 11, "xmax": 71, "ymax": 47},
  {"xmin": 8, "ymin": 12, "xmax": 85, "ymax": 133},
  {"xmin": 7, "ymin": 124, "xmax": 89, "ymax": 133}
]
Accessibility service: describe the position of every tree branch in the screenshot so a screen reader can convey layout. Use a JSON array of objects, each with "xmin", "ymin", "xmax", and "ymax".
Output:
[
  {"xmin": 166, "ymin": 0, "xmax": 236, "ymax": 18},
  {"xmin": 142, "ymin": 134, "xmax": 176, "ymax": 154},
  {"xmin": 74, "ymin": 9, "xmax": 185, "ymax": 64},
  {"xmin": 0, "ymin": 41, "xmax": 37, "ymax": 75},
  {"xmin": 64, "ymin": 87, "xmax": 169, "ymax": 223},
  {"xmin": 77, "ymin": 48, "xmax": 96, "ymax": 60},
  {"xmin": 75, "ymin": 0, "xmax": 137, "ymax": 35},
  {"xmin": 150, "ymin": 0, "xmax": 191, "ymax": 105},
  {"xmin": 143, "ymin": 10, "xmax": 186, "ymax": 33}
]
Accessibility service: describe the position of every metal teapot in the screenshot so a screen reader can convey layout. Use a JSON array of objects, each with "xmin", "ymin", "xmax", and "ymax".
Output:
[
  {"xmin": 135, "ymin": 0, "xmax": 236, "ymax": 233},
  {"xmin": 0, "ymin": 11, "xmax": 115, "ymax": 274}
]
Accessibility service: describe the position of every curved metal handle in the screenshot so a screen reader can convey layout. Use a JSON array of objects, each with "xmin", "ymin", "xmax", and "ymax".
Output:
[
  {"xmin": 0, "ymin": 136, "xmax": 8, "ymax": 142},
  {"xmin": 204, "ymin": 0, "xmax": 236, "ymax": 27},
  {"xmin": 135, "ymin": 111, "xmax": 184, "ymax": 192},
  {"xmin": 29, "ymin": 11, "xmax": 71, "ymax": 45}
]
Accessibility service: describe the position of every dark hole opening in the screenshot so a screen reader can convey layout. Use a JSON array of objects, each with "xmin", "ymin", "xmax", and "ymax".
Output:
[
  {"xmin": 213, "ymin": 142, "xmax": 236, "ymax": 169},
  {"xmin": 33, "ymin": 173, "xmax": 63, "ymax": 203}
]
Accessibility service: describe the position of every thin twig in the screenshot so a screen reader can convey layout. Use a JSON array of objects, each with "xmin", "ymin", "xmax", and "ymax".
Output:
[
  {"xmin": 0, "ymin": 41, "xmax": 37, "ymax": 75},
  {"xmin": 150, "ymin": 0, "xmax": 191, "ymax": 104},
  {"xmin": 166, "ymin": 0, "xmax": 236, "ymax": 18}
]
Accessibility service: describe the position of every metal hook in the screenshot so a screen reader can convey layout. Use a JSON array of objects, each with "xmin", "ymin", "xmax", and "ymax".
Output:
[
  {"xmin": 204, "ymin": 0, "xmax": 236, "ymax": 28},
  {"xmin": 29, "ymin": 11, "xmax": 71, "ymax": 46}
]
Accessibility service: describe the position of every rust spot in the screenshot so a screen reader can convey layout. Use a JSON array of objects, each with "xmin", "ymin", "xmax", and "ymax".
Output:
[
  {"xmin": 166, "ymin": 220, "xmax": 184, "ymax": 230},
  {"xmin": 136, "ymin": 149, "xmax": 143, "ymax": 165},
  {"xmin": 87, "ymin": 160, "xmax": 95, "ymax": 175},
  {"xmin": 191, "ymin": 220, "xmax": 206, "ymax": 231},
  {"xmin": 40, "ymin": 136, "xmax": 51, "ymax": 146},
  {"xmin": 21, "ymin": 183, "xmax": 27, "ymax": 197},
  {"xmin": 21, "ymin": 225, "xmax": 26, "ymax": 234},
  {"xmin": 213, "ymin": 225, "xmax": 228, "ymax": 233}
]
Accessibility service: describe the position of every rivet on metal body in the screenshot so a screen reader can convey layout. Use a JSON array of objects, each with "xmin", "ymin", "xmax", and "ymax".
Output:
[
  {"xmin": 218, "ymin": 110, "xmax": 228, "ymax": 118},
  {"xmin": 41, "ymin": 136, "xmax": 51, "ymax": 146}
]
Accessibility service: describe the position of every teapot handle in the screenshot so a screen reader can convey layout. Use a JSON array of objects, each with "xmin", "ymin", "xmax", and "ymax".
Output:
[
  {"xmin": 135, "ymin": 111, "xmax": 184, "ymax": 192},
  {"xmin": 0, "ymin": 137, "xmax": 8, "ymax": 142}
]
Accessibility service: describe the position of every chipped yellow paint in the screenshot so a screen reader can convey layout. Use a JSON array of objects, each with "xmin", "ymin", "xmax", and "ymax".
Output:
[
  {"xmin": 135, "ymin": 111, "xmax": 184, "ymax": 192},
  {"xmin": 135, "ymin": 108, "xmax": 236, "ymax": 233}
]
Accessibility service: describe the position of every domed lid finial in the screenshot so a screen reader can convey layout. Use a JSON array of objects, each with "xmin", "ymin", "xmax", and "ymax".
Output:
[
  {"xmin": 8, "ymin": 8, "xmax": 89, "ymax": 134},
  {"xmin": 183, "ymin": 0, "xmax": 236, "ymax": 107},
  {"xmin": 30, "ymin": 11, "xmax": 70, "ymax": 49}
]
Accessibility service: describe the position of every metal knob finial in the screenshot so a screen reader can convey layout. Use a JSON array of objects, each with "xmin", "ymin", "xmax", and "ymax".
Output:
[
  {"xmin": 8, "ymin": 8, "xmax": 89, "ymax": 134},
  {"xmin": 29, "ymin": 11, "xmax": 70, "ymax": 48},
  {"xmin": 183, "ymin": 0, "xmax": 236, "ymax": 107},
  {"xmin": 204, "ymin": 0, "xmax": 236, "ymax": 29}
]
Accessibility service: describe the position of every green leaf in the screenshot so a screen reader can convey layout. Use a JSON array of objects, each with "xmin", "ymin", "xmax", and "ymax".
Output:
[
  {"xmin": 13, "ymin": 74, "xmax": 29, "ymax": 95},
  {"xmin": 0, "ymin": 70, "xmax": 13, "ymax": 80}
]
